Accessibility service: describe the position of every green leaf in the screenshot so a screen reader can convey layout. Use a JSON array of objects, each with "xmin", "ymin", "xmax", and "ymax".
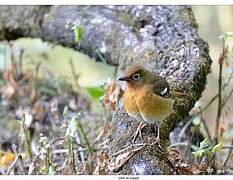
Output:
[
  {"xmin": 63, "ymin": 106, "xmax": 69, "ymax": 117},
  {"xmin": 223, "ymin": 32, "xmax": 233, "ymax": 37},
  {"xmin": 192, "ymin": 148, "xmax": 214, "ymax": 159},
  {"xmin": 66, "ymin": 116, "xmax": 79, "ymax": 137},
  {"xmin": 192, "ymin": 149, "xmax": 205, "ymax": 158},
  {"xmin": 219, "ymin": 32, "xmax": 233, "ymax": 42},
  {"xmin": 65, "ymin": 112, "xmax": 83, "ymax": 137},
  {"xmin": 40, "ymin": 86, "xmax": 58, "ymax": 97},
  {"xmin": 74, "ymin": 26, "xmax": 84, "ymax": 44},
  {"xmin": 212, "ymin": 141, "xmax": 222, "ymax": 153},
  {"xmin": 200, "ymin": 138, "xmax": 211, "ymax": 149},
  {"xmin": 48, "ymin": 165, "xmax": 57, "ymax": 175},
  {"xmin": 85, "ymin": 86, "xmax": 105, "ymax": 100}
]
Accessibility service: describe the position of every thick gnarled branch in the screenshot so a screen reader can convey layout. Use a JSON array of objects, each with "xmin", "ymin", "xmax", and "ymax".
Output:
[{"xmin": 0, "ymin": 5, "xmax": 212, "ymax": 174}]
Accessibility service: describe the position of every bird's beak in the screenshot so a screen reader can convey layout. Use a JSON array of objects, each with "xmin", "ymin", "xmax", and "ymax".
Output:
[{"xmin": 118, "ymin": 76, "xmax": 130, "ymax": 82}]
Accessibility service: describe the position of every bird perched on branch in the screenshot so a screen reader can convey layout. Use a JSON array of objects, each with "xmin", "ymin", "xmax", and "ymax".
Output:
[{"xmin": 118, "ymin": 64, "xmax": 175, "ymax": 146}]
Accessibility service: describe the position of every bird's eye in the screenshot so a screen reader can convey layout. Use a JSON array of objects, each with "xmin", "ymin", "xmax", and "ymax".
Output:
[{"xmin": 132, "ymin": 73, "xmax": 141, "ymax": 81}]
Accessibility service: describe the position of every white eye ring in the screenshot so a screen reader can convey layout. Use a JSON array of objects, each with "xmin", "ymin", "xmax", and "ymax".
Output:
[{"xmin": 132, "ymin": 73, "xmax": 141, "ymax": 81}]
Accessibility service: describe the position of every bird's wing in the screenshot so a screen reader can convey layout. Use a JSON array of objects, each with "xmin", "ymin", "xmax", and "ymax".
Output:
[{"xmin": 153, "ymin": 79, "xmax": 171, "ymax": 98}]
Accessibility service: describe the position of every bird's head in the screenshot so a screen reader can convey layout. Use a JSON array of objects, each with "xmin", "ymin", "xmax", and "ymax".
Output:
[{"xmin": 118, "ymin": 64, "xmax": 151, "ymax": 88}]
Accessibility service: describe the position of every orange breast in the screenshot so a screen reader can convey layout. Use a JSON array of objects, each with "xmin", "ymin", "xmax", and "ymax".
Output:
[
  {"xmin": 123, "ymin": 86, "xmax": 174, "ymax": 124},
  {"xmin": 123, "ymin": 87, "xmax": 140, "ymax": 118}
]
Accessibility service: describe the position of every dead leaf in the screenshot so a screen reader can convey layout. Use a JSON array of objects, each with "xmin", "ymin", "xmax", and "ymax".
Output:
[
  {"xmin": 1, "ymin": 63, "xmax": 34, "ymax": 100},
  {"xmin": 103, "ymin": 79, "xmax": 124, "ymax": 111},
  {"xmin": 167, "ymin": 148, "xmax": 181, "ymax": 166},
  {"xmin": 167, "ymin": 148, "xmax": 200, "ymax": 175},
  {"xmin": 177, "ymin": 163, "xmax": 197, "ymax": 175},
  {"xmin": 3, "ymin": 63, "xmax": 24, "ymax": 97},
  {"xmin": 108, "ymin": 145, "xmax": 145, "ymax": 172},
  {"xmin": 94, "ymin": 152, "xmax": 110, "ymax": 175},
  {"xmin": 32, "ymin": 101, "xmax": 46, "ymax": 122},
  {"xmin": 0, "ymin": 83, "xmax": 15, "ymax": 99},
  {"xmin": 50, "ymin": 97, "xmax": 60, "ymax": 121}
]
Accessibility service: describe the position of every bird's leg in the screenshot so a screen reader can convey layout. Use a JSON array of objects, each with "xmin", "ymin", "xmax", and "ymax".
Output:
[
  {"xmin": 150, "ymin": 124, "xmax": 162, "ymax": 148},
  {"xmin": 130, "ymin": 122, "xmax": 147, "ymax": 143}
]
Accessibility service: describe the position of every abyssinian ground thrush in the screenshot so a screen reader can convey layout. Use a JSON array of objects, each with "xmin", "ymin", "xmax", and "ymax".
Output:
[{"xmin": 118, "ymin": 64, "xmax": 175, "ymax": 146}]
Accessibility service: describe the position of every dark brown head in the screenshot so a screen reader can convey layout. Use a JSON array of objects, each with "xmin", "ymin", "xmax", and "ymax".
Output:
[{"xmin": 118, "ymin": 64, "xmax": 151, "ymax": 87}]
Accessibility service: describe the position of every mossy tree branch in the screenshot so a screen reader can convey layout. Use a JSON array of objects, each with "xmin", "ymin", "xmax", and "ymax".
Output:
[{"xmin": 0, "ymin": 5, "xmax": 212, "ymax": 174}]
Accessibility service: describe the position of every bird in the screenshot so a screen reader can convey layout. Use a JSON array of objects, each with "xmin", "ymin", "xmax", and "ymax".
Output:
[{"xmin": 118, "ymin": 64, "xmax": 175, "ymax": 146}]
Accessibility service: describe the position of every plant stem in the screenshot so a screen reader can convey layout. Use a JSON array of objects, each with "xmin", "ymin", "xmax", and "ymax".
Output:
[
  {"xmin": 77, "ymin": 121, "xmax": 94, "ymax": 157},
  {"xmin": 67, "ymin": 136, "xmax": 76, "ymax": 174},
  {"xmin": 214, "ymin": 42, "xmax": 227, "ymax": 144},
  {"xmin": 214, "ymin": 62, "xmax": 222, "ymax": 143},
  {"xmin": 22, "ymin": 115, "xmax": 33, "ymax": 160},
  {"xmin": 69, "ymin": 58, "xmax": 80, "ymax": 89}
]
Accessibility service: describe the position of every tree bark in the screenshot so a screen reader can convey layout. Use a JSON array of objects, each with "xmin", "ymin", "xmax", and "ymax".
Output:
[{"xmin": 0, "ymin": 5, "xmax": 212, "ymax": 174}]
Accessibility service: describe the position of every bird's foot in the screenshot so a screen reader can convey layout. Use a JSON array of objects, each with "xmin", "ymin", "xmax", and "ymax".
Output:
[
  {"xmin": 150, "ymin": 137, "xmax": 162, "ymax": 149},
  {"xmin": 150, "ymin": 124, "xmax": 162, "ymax": 149},
  {"xmin": 130, "ymin": 122, "xmax": 147, "ymax": 143}
]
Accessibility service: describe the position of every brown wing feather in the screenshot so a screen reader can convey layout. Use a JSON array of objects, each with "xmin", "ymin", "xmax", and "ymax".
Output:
[{"xmin": 153, "ymin": 78, "xmax": 171, "ymax": 98}]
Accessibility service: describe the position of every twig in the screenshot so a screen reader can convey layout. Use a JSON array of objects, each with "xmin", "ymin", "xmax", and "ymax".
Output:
[
  {"xmin": 5, "ymin": 155, "xmax": 19, "ymax": 175},
  {"xmin": 9, "ymin": 42, "xmax": 15, "ymax": 65},
  {"xmin": 12, "ymin": 144, "xmax": 26, "ymax": 174},
  {"xmin": 199, "ymin": 106, "xmax": 212, "ymax": 144},
  {"xmin": 50, "ymin": 136, "xmax": 85, "ymax": 148},
  {"xmin": 178, "ymin": 117, "xmax": 193, "ymax": 142},
  {"xmin": 184, "ymin": 121, "xmax": 200, "ymax": 161},
  {"xmin": 214, "ymin": 43, "xmax": 228, "ymax": 144},
  {"xmin": 18, "ymin": 49, "xmax": 24, "ymax": 76},
  {"xmin": 111, "ymin": 143, "xmax": 145, "ymax": 157},
  {"xmin": 32, "ymin": 62, "xmax": 41, "ymax": 103},
  {"xmin": 214, "ymin": 60, "xmax": 223, "ymax": 143},
  {"xmin": 69, "ymin": 58, "xmax": 80, "ymax": 89},
  {"xmin": 200, "ymin": 117, "xmax": 212, "ymax": 143},
  {"xmin": 5, "ymin": 144, "xmax": 25, "ymax": 175},
  {"xmin": 95, "ymin": 49, "xmax": 115, "ymax": 76},
  {"xmin": 50, "ymin": 137, "xmax": 66, "ymax": 145},
  {"xmin": 221, "ymin": 145, "xmax": 233, "ymax": 149}
]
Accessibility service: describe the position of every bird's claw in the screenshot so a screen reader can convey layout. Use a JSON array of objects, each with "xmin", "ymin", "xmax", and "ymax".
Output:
[
  {"xmin": 130, "ymin": 122, "xmax": 147, "ymax": 143},
  {"xmin": 150, "ymin": 138, "xmax": 162, "ymax": 149},
  {"xmin": 150, "ymin": 124, "xmax": 162, "ymax": 149}
]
